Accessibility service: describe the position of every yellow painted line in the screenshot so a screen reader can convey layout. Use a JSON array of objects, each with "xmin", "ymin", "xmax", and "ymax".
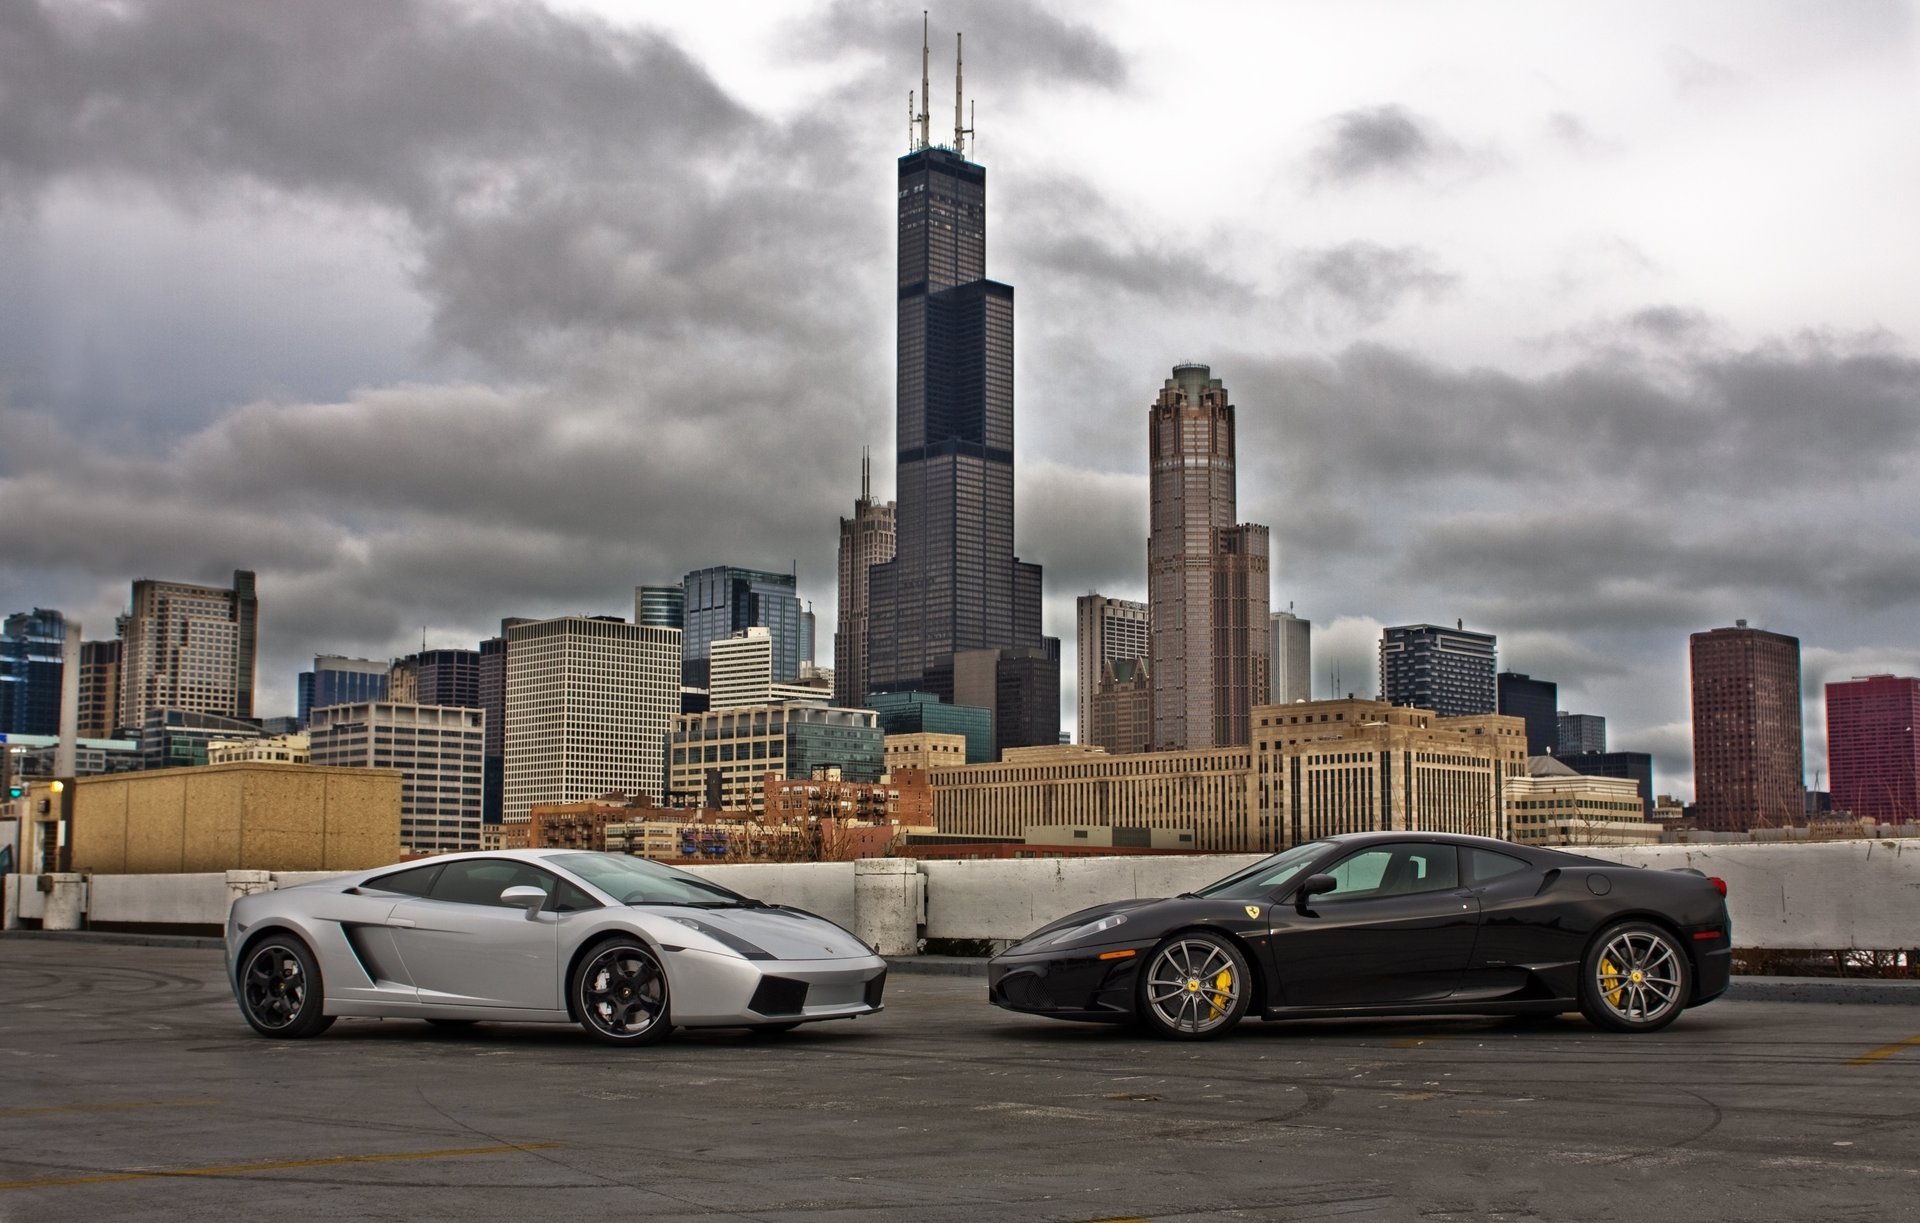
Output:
[
  {"xmin": 0, "ymin": 1142, "xmax": 561, "ymax": 1192},
  {"xmin": 0, "ymin": 1097, "xmax": 219, "ymax": 1119},
  {"xmin": 1847, "ymin": 1034, "xmax": 1920, "ymax": 1066}
]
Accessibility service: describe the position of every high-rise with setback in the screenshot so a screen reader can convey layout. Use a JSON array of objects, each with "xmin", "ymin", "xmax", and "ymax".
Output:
[
  {"xmin": 835, "ymin": 452, "xmax": 897, "ymax": 709},
  {"xmin": 864, "ymin": 22, "xmax": 1058, "ymax": 748},
  {"xmin": 1076, "ymin": 594, "xmax": 1149, "ymax": 745},
  {"xmin": 1147, "ymin": 364, "xmax": 1270, "ymax": 750},
  {"xmin": 118, "ymin": 570, "xmax": 258, "ymax": 731},
  {"xmin": 1380, "ymin": 624, "xmax": 1496, "ymax": 718}
]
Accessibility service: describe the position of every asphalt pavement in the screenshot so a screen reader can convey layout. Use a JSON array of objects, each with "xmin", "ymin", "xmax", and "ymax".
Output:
[{"xmin": 2, "ymin": 937, "xmax": 1917, "ymax": 1222}]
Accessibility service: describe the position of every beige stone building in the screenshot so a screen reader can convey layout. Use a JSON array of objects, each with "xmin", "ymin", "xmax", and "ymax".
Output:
[
  {"xmin": 885, "ymin": 732, "xmax": 968, "ymax": 774},
  {"xmin": 69, "ymin": 763, "xmax": 401, "ymax": 873},
  {"xmin": 208, "ymin": 732, "xmax": 310, "ymax": 765},
  {"xmin": 1507, "ymin": 756, "xmax": 1661, "ymax": 847},
  {"xmin": 1089, "ymin": 657, "xmax": 1153, "ymax": 755}
]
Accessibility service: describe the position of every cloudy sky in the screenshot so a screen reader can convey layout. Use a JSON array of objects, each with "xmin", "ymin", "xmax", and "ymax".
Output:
[{"xmin": 3, "ymin": 0, "xmax": 1917, "ymax": 797}]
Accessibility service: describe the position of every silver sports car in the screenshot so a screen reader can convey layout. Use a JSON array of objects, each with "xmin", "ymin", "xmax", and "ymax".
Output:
[{"xmin": 225, "ymin": 849, "xmax": 887, "ymax": 1046}]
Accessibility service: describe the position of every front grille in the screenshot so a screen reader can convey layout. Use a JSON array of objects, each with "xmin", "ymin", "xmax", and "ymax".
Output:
[
  {"xmin": 863, "ymin": 970, "xmax": 887, "ymax": 1010},
  {"xmin": 748, "ymin": 975, "xmax": 808, "ymax": 1016}
]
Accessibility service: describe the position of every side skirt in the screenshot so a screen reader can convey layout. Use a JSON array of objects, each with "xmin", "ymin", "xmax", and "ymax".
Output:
[{"xmin": 1259, "ymin": 998, "xmax": 1577, "ymax": 1023}]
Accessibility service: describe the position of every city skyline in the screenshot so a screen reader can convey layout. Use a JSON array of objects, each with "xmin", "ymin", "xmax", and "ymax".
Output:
[{"xmin": 3, "ymin": 2, "xmax": 1917, "ymax": 799}]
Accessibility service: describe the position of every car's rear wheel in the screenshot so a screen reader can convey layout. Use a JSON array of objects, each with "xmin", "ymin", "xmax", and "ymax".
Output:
[
  {"xmin": 1580, "ymin": 920, "xmax": 1691, "ymax": 1033},
  {"xmin": 1136, "ymin": 931, "xmax": 1251, "ymax": 1040},
  {"xmin": 238, "ymin": 936, "xmax": 335, "ymax": 1039},
  {"xmin": 573, "ymin": 937, "xmax": 672, "ymax": 1046}
]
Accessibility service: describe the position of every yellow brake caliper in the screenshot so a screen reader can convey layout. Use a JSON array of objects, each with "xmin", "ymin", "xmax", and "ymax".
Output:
[
  {"xmin": 1600, "ymin": 955, "xmax": 1625, "ymax": 1008},
  {"xmin": 1207, "ymin": 969, "xmax": 1233, "ymax": 1020}
]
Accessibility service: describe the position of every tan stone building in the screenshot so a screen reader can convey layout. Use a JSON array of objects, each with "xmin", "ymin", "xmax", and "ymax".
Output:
[
  {"xmin": 1089, "ymin": 657, "xmax": 1153, "ymax": 754},
  {"xmin": 208, "ymin": 732, "xmax": 310, "ymax": 765},
  {"xmin": 1507, "ymin": 756, "xmax": 1661, "ymax": 847},
  {"xmin": 885, "ymin": 732, "xmax": 968, "ymax": 774},
  {"xmin": 69, "ymin": 763, "xmax": 400, "ymax": 873}
]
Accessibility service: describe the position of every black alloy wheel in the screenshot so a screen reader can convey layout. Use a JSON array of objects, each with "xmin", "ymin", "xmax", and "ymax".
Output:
[
  {"xmin": 1580, "ymin": 920, "xmax": 1692, "ymax": 1033},
  {"xmin": 574, "ymin": 938, "xmax": 672, "ymax": 1046},
  {"xmin": 1136, "ymin": 931, "xmax": 1252, "ymax": 1040},
  {"xmin": 239, "ymin": 937, "xmax": 335, "ymax": 1039}
]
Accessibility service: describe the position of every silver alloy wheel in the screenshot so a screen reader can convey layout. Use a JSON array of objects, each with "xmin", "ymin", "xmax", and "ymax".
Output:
[
  {"xmin": 580, "ymin": 942, "xmax": 668, "ymax": 1041},
  {"xmin": 1144, "ymin": 937, "xmax": 1243, "ymax": 1036},
  {"xmin": 241, "ymin": 943, "xmax": 308, "ymax": 1031},
  {"xmin": 1592, "ymin": 928, "xmax": 1683, "ymax": 1024}
]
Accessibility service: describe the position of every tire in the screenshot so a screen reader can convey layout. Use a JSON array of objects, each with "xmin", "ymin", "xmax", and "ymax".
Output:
[
  {"xmin": 1580, "ymin": 920, "xmax": 1692, "ymax": 1033},
  {"xmin": 573, "ymin": 937, "xmax": 673, "ymax": 1047},
  {"xmin": 238, "ymin": 935, "xmax": 335, "ymax": 1039},
  {"xmin": 1135, "ymin": 931, "xmax": 1252, "ymax": 1041}
]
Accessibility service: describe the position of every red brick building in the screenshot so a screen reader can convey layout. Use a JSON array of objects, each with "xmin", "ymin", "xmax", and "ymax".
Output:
[
  {"xmin": 1826, "ymin": 675, "xmax": 1920, "ymax": 824},
  {"xmin": 1689, "ymin": 622, "xmax": 1804, "ymax": 832}
]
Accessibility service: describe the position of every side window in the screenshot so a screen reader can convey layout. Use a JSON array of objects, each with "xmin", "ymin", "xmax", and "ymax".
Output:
[
  {"xmin": 428, "ymin": 859, "xmax": 556, "ymax": 908},
  {"xmin": 553, "ymin": 880, "xmax": 602, "ymax": 913},
  {"xmin": 1468, "ymin": 848, "xmax": 1532, "ymax": 886},
  {"xmin": 364, "ymin": 864, "xmax": 442, "ymax": 897},
  {"xmin": 1323, "ymin": 845, "xmax": 1460, "ymax": 899}
]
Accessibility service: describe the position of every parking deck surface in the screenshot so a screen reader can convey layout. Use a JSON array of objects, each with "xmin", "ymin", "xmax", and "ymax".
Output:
[{"xmin": 2, "ymin": 939, "xmax": 1917, "ymax": 1222}]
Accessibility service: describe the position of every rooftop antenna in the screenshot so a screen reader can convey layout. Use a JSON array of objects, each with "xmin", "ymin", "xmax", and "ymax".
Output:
[
  {"xmin": 918, "ymin": 11, "xmax": 931, "ymax": 151},
  {"xmin": 907, "ymin": 90, "xmax": 914, "ymax": 151},
  {"xmin": 954, "ymin": 32, "xmax": 973, "ymax": 157},
  {"xmin": 861, "ymin": 446, "xmax": 871, "ymax": 501}
]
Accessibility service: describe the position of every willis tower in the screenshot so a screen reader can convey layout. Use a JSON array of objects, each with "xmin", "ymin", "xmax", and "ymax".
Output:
[{"xmin": 866, "ymin": 19, "xmax": 1058, "ymax": 755}]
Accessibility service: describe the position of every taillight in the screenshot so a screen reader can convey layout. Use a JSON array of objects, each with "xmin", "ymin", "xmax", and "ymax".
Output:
[{"xmin": 1707, "ymin": 876, "xmax": 1727, "ymax": 898}]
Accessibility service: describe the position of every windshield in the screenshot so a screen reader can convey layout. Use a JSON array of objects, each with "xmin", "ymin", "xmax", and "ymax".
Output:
[
  {"xmin": 549, "ymin": 853, "xmax": 752, "ymax": 906},
  {"xmin": 1192, "ymin": 841, "xmax": 1331, "ymax": 901}
]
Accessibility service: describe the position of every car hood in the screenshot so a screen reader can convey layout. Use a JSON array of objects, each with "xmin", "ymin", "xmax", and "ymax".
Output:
[
  {"xmin": 1004, "ymin": 896, "xmax": 1167, "ymax": 952},
  {"xmin": 640, "ymin": 904, "xmax": 874, "ymax": 961}
]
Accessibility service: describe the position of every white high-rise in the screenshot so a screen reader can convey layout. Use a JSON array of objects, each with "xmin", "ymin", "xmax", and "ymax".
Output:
[
  {"xmin": 1075, "ymin": 594, "xmax": 1149, "ymax": 744},
  {"xmin": 709, "ymin": 627, "xmax": 828, "ymax": 710},
  {"xmin": 310, "ymin": 703, "xmax": 484, "ymax": 853},
  {"xmin": 503, "ymin": 616, "xmax": 681, "ymax": 823},
  {"xmin": 1269, "ymin": 608, "xmax": 1311, "ymax": 705}
]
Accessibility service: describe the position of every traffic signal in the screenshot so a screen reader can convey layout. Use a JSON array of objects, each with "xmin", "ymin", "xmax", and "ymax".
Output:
[{"xmin": 5, "ymin": 783, "xmax": 21, "ymax": 800}]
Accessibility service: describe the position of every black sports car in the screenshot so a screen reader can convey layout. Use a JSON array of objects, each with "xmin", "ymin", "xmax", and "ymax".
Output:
[{"xmin": 988, "ymin": 832, "xmax": 1731, "ymax": 1039}]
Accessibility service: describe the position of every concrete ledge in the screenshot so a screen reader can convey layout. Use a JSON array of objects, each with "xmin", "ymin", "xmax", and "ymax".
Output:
[
  {"xmin": 1724, "ymin": 975, "xmax": 1920, "ymax": 1006},
  {"xmin": 1, "ymin": 929, "xmax": 225, "ymax": 951},
  {"xmin": 888, "ymin": 955, "xmax": 990, "ymax": 978}
]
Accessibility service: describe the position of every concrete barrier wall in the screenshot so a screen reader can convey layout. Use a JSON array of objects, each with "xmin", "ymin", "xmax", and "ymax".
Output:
[{"xmin": 6, "ymin": 839, "xmax": 1919, "ymax": 951}]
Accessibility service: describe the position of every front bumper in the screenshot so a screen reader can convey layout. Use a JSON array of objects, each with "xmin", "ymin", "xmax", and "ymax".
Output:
[
  {"xmin": 665, "ymin": 948, "xmax": 889, "ymax": 1026},
  {"xmin": 987, "ymin": 945, "xmax": 1144, "ymax": 1022}
]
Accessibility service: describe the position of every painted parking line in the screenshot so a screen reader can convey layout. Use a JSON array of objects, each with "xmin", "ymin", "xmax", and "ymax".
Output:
[
  {"xmin": 0, "ymin": 1142, "xmax": 562, "ymax": 1192},
  {"xmin": 1847, "ymin": 1034, "xmax": 1920, "ymax": 1066},
  {"xmin": 0, "ymin": 1098, "xmax": 219, "ymax": 1119}
]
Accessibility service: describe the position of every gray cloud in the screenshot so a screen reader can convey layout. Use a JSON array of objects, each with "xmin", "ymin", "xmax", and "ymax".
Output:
[
  {"xmin": 797, "ymin": 1, "xmax": 1128, "ymax": 97},
  {"xmin": 1309, "ymin": 105, "xmax": 1456, "ymax": 183},
  {"xmin": 1285, "ymin": 242, "xmax": 1456, "ymax": 330}
]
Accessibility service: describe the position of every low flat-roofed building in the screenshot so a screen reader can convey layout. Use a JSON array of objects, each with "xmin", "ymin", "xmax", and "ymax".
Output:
[
  {"xmin": 885, "ymin": 732, "xmax": 968, "ymax": 775},
  {"xmin": 762, "ymin": 766, "xmax": 933, "ymax": 829},
  {"xmin": 1507, "ymin": 756, "xmax": 1661, "ymax": 847},
  {"xmin": 208, "ymin": 731, "xmax": 310, "ymax": 765},
  {"xmin": 68, "ymin": 762, "xmax": 401, "ymax": 873},
  {"xmin": 530, "ymin": 794, "xmax": 715, "ymax": 854}
]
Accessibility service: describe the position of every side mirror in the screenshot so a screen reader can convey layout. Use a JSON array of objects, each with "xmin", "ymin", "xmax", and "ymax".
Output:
[
  {"xmin": 500, "ymin": 885, "xmax": 548, "ymax": 920},
  {"xmin": 1295, "ymin": 874, "xmax": 1337, "ymax": 909}
]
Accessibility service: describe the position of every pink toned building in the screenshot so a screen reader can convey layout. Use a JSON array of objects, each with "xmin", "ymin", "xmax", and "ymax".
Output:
[{"xmin": 1826, "ymin": 675, "xmax": 1920, "ymax": 824}]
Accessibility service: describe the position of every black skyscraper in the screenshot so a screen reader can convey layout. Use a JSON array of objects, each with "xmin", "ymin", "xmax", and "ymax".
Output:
[
  {"xmin": 865, "ymin": 25, "xmax": 1056, "ymax": 750},
  {"xmin": 1497, "ymin": 671, "xmax": 1558, "ymax": 756}
]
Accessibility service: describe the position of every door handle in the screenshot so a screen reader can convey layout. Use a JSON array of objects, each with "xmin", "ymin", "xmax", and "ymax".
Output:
[{"xmin": 387, "ymin": 917, "xmax": 416, "ymax": 928}]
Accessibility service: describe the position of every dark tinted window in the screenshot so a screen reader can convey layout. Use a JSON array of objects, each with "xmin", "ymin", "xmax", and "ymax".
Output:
[
  {"xmin": 1322, "ymin": 844, "xmax": 1459, "ymax": 899},
  {"xmin": 1468, "ymin": 848, "xmax": 1531, "ymax": 884},
  {"xmin": 428, "ymin": 859, "xmax": 557, "ymax": 907},
  {"xmin": 364, "ymin": 864, "xmax": 443, "ymax": 897},
  {"xmin": 553, "ymin": 880, "xmax": 601, "ymax": 913}
]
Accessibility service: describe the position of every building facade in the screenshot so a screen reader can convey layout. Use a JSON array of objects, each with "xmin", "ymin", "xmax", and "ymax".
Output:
[
  {"xmin": 1075, "ymin": 594, "xmax": 1149, "ymax": 746},
  {"xmin": 1379, "ymin": 623, "xmax": 1497, "ymax": 717},
  {"xmin": 309, "ymin": 702, "xmax": 484, "ymax": 853},
  {"xmin": 863, "ymin": 53, "xmax": 1058, "ymax": 748},
  {"xmin": 885, "ymin": 731, "xmax": 969, "ymax": 774},
  {"xmin": 1556, "ymin": 712, "xmax": 1607, "ymax": 754},
  {"xmin": 1, "ymin": 608, "xmax": 66, "ymax": 737},
  {"xmin": 77, "ymin": 639, "xmax": 121, "ymax": 739},
  {"xmin": 1826, "ymin": 674, "xmax": 1920, "ymax": 823},
  {"xmin": 137, "ymin": 708, "xmax": 261, "ymax": 771},
  {"xmin": 1496, "ymin": 672, "xmax": 1558, "ymax": 756},
  {"xmin": 1148, "ymin": 364, "xmax": 1270, "ymax": 752},
  {"xmin": 1507, "ymin": 756, "xmax": 1659, "ymax": 847},
  {"xmin": 668, "ymin": 703, "xmax": 884, "ymax": 813},
  {"xmin": 678, "ymin": 566, "xmax": 803, "ymax": 690},
  {"xmin": 1269, "ymin": 607, "xmax": 1311, "ymax": 706},
  {"xmin": 502, "ymin": 616, "xmax": 682, "ymax": 823},
  {"xmin": 296, "ymin": 655, "xmax": 390, "ymax": 728},
  {"xmin": 1690, "ymin": 621, "xmax": 1804, "ymax": 832},
  {"xmin": 1559, "ymin": 750, "xmax": 1654, "ymax": 817},
  {"xmin": 208, "ymin": 732, "xmax": 310, "ymax": 765},
  {"xmin": 710, "ymin": 627, "xmax": 831, "ymax": 710},
  {"xmin": 118, "ymin": 571, "xmax": 258, "ymax": 730},
  {"xmin": 633, "ymin": 585, "xmax": 685, "ymax": 629},
  {"xmin": 762, "ymin": 766, "xmax": 934, "ymax": 829},
  {"xmin": 865, "ymin": 690, "xmax": 992, "ymax": 764},
  {"xmin": 1088, "ymin": 657, "xmax": 1153, "ymax": 755},
  {"xmin": 834, "ymin": 453, "xmax": 898, "ymax": 709}
]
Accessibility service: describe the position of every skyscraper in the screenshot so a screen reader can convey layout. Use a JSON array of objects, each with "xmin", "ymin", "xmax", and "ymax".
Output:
[
  {"xmin": 118, "ymin": 570, "xmax": 258, "ymax": 730},
  {"xmin": 310, "ymin": 701, "xmax": 485, "ymax": 853},
  {"xmin": 1076, "ymin": 594, "xmax": 1148, "ymax": 745},
  {"xmin": 634, "ymin": 585, "xmax": 685, "ymax": 629},
  {"xmin": 77, "ymin": 639, "xmax": 121, "ymax": 739},
  {"xmin": 834, "ymin": 451, "xmax": 897, "ymax": 709},
  {"xmin": 296, "ymin": 655, "xmax": 389, "ymax": 727},
  {"xmin": 1269, "ymin": 607, "xmax": 1311, "ymax": 706},
  {"xmin": 1497, "ymin": 672, "xmax": 1558, "ymax": 756},
  {"xmin": 1689, "ymin": 620, "xmax": 1804, "ymax": 832},
  {"xmin": 679, "ymin": 566, "xmax": 802, "ymax": 690},
  {"xmin": 1825, "ymin": 674, "xmax": 1919, "ymax": 824},
  {"xmin": 1379, "ymin": 623, "xmax": 1497, "ymax": 718},
  {"xmin": 1147, "ymin": 364, "xmax": 1270, "ymax": 750},
  {"xmin": 1557, "ymin": 712, "xmax": 1607, "ymax": 754},
  {"xmin": 864, "ymin": 22, "xmax": 1058, "ymax": 747},
  {"xmin": 503, "ymin": 616, "xmax": 681, "ymax": 822},
  {"xmin": 1, "ymin": 608, "xmax": 66, "ymax": 737}
]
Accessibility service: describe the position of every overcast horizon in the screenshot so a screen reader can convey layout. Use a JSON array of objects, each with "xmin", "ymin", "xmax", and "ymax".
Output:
[{"xmin": 4, "ymin": 1, "xmax": 1918, "ymax": 799}]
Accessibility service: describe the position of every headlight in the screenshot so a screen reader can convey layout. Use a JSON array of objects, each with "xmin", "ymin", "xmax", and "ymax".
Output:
[
  {"xmin": 665, "ymin": 916, "xmax": 774, "ymax": 960},
  {"xmin": 1045, "ymin": 912, "xmax": 1128, "ymax": 948}
]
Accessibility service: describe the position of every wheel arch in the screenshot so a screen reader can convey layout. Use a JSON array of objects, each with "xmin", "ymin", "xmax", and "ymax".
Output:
[
  {"xmin": 1151, "ymin": 924, "xmax": 1271, "ymax": 1012},
  {"xmin": 561, "ymin": 926, "xmax": 664, "ymax": 1022},
  {"xmin": 1581, "ymin": 910, "xmax": 1699, "ymax": 992}
]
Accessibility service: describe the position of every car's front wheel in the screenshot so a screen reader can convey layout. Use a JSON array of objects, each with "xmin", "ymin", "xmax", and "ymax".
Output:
[
  {"xmin": 238, "ymin": 935, "xmax": 335, "ymax": 1039},
  {"xmin": 573, "ymin": 937, "xmax": 673, "ymax": 1046},
  {"xmin": 1580, "ymin": 920, "xmax": 1691, "ymax": 1033},
  {"xmin": 1136, "ymin": 931, "xmax": 1251, "ymax": 1040}
]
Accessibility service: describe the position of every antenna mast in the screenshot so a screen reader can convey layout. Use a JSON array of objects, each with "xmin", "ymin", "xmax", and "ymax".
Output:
[
  {"xmin": 954, "ymin": 32, "xmax": 971, "ymax": 157},
  {"xmin": 917, "ymin": 12, "xmax": 931, "ymax": 151}
]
